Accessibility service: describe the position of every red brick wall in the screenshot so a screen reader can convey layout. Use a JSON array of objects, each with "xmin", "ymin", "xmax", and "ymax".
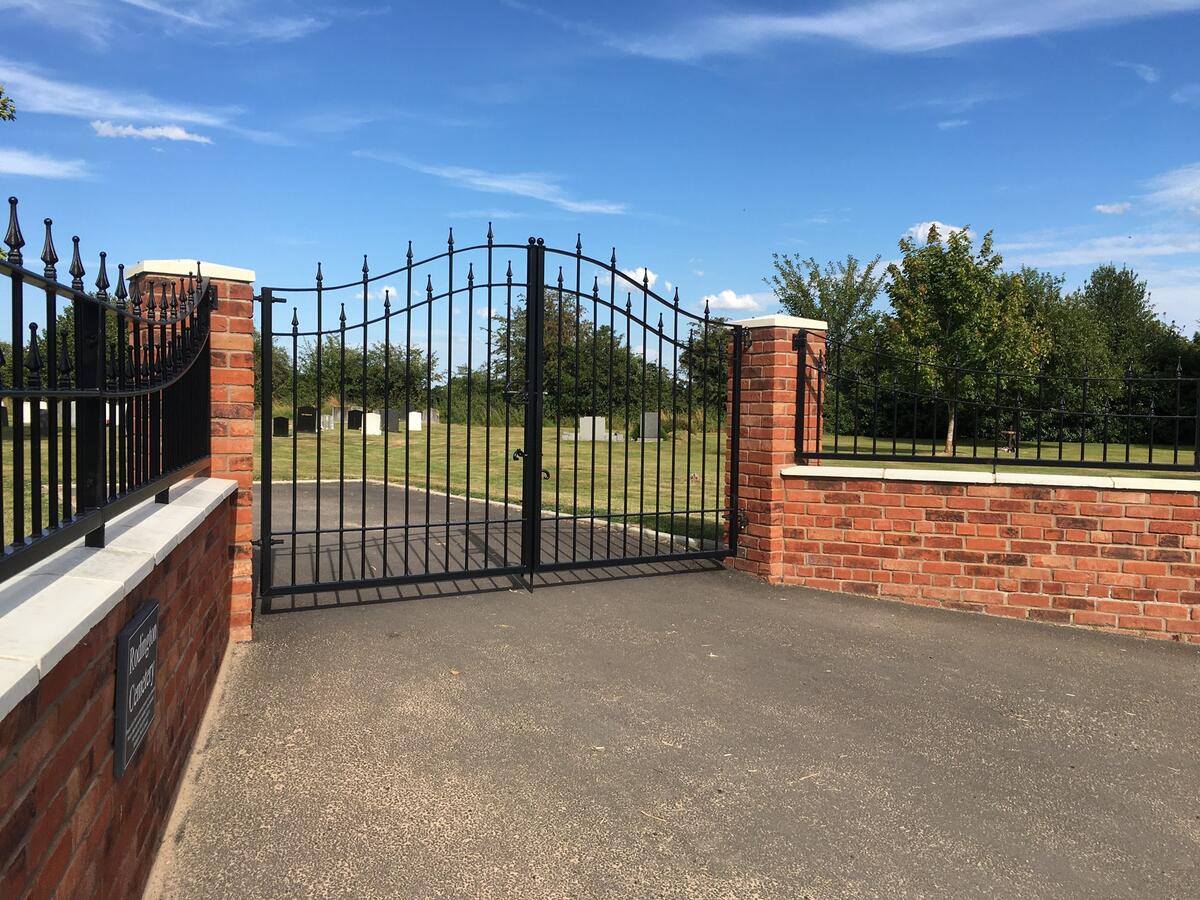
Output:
[
  {"xmin": 0, "ymin": 498, "xmax": 235, "ymax": 899},
  {"xmin": 777, "ymin": 475, "xmax": 1200, "ymax": 643},
  {"xmin": 128, "ymin": 272, "xmax": 255, "ymax": 642},
  {"xmin": 206, "ymin": 278, "xmax": 255, "ymax": 642}
]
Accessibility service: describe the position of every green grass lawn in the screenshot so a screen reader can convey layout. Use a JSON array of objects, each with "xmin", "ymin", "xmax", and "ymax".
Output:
[{"xmin": 257, "ymin": 422, "xmax": 730, "ymax": 542}]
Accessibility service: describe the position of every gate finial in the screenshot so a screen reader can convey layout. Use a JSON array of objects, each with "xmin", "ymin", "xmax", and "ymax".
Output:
[
  {"xmin": 40, "ymin": 218, "xmax": 57, "ymax": 280},
  {"xmin": 69, "ymin": 236, "xmax": 85, "ymax": 290},
  {"xmin": 4, "ymin": 197, "xmax": 24, "ymax": 265}
]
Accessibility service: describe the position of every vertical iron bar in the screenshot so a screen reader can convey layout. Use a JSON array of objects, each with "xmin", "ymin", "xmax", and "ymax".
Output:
[
  {"xmin": 465, "ymin": 263, "xmax": 475, "ymax": 569},
  {"xmin": 698, "ymin": 312, "xmax": 710, "ymax": 551},
  {"xmin": 382, "ymin": 290, "xmax": 391, "ymax": 578},
  {"xmin": 361, "ymin": 258, "xmax": 369, "ymax": 576},
  {"xmin": 291, "ymin": 306, "xmax": 299, "ymax": 589},
  {"xmin": 425, "ymin": 275, "xmax": 434, "ymax": 575},
  {"xmin": 502, "ymin": 261, "xmax": 512, "ymax": 566},
  {"xmin": 638, "ymin": 287, "xmax": 648, "ymax": 555},
  {"xmin": 554, "ymin": 267, "xmax": 563, "ymax": 563},
  {"xmin": 338, "ymin": 301, "xmax": 346, "ymax": 580},
  {"xmin": 484, "ymin": 227, "xmax": 493, "ymax": 566},
  {"xmin": 572, "ymin": 240, "xmax": 582, "ymax": 561},
  {"xmin": 314, "ymin": 263, "xmax": 323, "ymax": 584},
  {"xmin": 605, "ymin": 260, "xmax": 616, "ymax": 558},
  {"xmin": 260, "ymin": 288, "xmax": 275, "ymax": 592},
  {"xmin": 728, "ymin": 325, "xmax": 743, "ymax": 554},
  {"xmin": 445, "ymin": 232, "xmax": 454, "ymax": 572}
]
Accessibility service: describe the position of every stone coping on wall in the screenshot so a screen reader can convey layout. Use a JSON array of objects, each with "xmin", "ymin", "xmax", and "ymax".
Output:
[
  {"xmin": 779, "ymin": 464, "xmax": 1200, "ymax": 493},
  {"xmin": 0, "ymin": 477, "xmax": 238, "ymax": 721}
]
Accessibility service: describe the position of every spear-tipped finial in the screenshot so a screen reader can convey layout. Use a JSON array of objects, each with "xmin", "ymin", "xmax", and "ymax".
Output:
[
  {"xmin": 406, "ymin": 240, "xmax": 413, "ymax": 263},
  {"xmin": 487, "ymin": 222, "xmax": 493, "ymax": 243},
  {"xmin": 339, "ymin": 302, "xmax": 346, "ymax": 326},
  {"xmin": 362, "ymin": 253, "xmax": 369, "ymax": 276},
  {"xmin": 467, "ymin": 262, "xmax": 474, "ymax": 284},
  {"xmin": 610, "ymin": 247, "xmax": 616, "ymax": 268},
  {"xmin": 146, "ymin": 282, "xmax": 157, "ymax": 314},
  {"xmin": 5, "ymin": 197, "xmax": 24, "ymax": 265},
  {"xmin": 25, "ymin": 323, "xmax": 42, "ymax": 382},
  {"xmin": 642, "ymin": 268, "xmax": 650, "ymax": 289},
  {"xmin": 1177, "ymin": 356, "xmax": 1183, "ymax": 376},
  {"xmin": 315, "ymin": 261, "xmax": 323, "ymax": 284},
  {"xmin": 69, "ymin": 236, "xmax": 84, "ymax": 291},
  {"xmin": 447, "ymin": 227, "xmax": 454, "ymax": 249},
  {"xmin": 576, "ymin": 233, "xmax": 582, "ymax": 253},
  {"xmin": 41, "ymin": 218, "xmax": 58, "ymax": 280},
  {"xmin": 292, "ymin": 307, "xmax": 300, "ymax": 328},
  {"xmin": 57, "ymin": 328, "xmax": 70, "ymax": 376},
  {"xmin": 673, "ymin": 286, "xmax": 679, "ymax": 307},
  {"xmin": 115, "ymin": 263, "xmax": 127, "ymax": 306},
  {"xmin": 626, "ymin": 291, "xmax": 632, "ymax": 312},
  {"xmin": 703, "ymin": 296, "xmax": 710, "ymax": 317},
  {"xmin": 383, "ymin": 289, "xmax": 391, "ymax": 310},
  {"xmin": 506, "ymin": 260, "xmax": 512, "ymax": 280},
  {"xmin": 95, "ymin": 251, "xmax": 110, "ymax": 298},
  {"xmin": 426, "ymin": 273, "xmax": 433, "ymax": 297},
  {"xmin": 170, "ymin": 281, "xmax": 179, "ymax": 316},
  {"xmin": 592, "ymin": 275, "xmax": 599, "ymax": 297},
  {"xmin": 556, "ymin": 266, "xmax": 564, "ymax": 288},
  {"xmin": 657, "ymin": 312, "xmax": 663, "ymax": 331}
]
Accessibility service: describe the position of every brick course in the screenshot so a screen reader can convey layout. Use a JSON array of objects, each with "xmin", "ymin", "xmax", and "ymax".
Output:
[
  {"xmin": 0, "ymin": 499, "xmax": 234, "ymax": 899},
  {"xmin": 774, "ymin": 475, "xmax": 1200, "ymax": 643}
]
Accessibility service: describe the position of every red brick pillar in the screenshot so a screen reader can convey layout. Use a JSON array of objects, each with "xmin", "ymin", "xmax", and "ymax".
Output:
[
  {"xmin": 127, "ymin": 260, "xmax": 256, "ymax": 641},
  {"xmin": 726, "ymin": 315, "xmax": 827, "ymax": 582}
]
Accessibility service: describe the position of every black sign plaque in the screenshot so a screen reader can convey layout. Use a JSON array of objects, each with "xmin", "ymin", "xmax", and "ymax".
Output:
[{"xmin": 114, "ymin": 600, "xmax": 159, "ymax": 777}]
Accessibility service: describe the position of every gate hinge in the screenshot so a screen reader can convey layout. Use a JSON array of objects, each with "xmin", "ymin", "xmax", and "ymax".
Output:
[
  {"xmin": 251, "ymin": 538, "xmax": 284, "ymax": 547},
  {"xmin": 791, "ymin": 332, "xmax": 803, "ymax": 351},
  {"xmin": 741, "ymin": 329, "xmax": 753, "ymax": 351},
  {"xmin": 736, "ymin": 509, "xmax": 749, "ymax": 530}
]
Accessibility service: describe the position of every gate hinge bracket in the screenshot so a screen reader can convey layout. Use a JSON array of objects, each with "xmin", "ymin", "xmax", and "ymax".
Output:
[
  {"xmin": 741, "ymin": 329, "xmax": 753, "ymax": 351},
  {"xmin": 251, "ymin": 538, "xmax": 284, "ymax": 547},
  {"xmin": 736, "ymin": 509, "xmax": 749, "ymax": 530},
  {"xmin": 791, "ymin": 332, "xmax": 803, "ymax": 351}
]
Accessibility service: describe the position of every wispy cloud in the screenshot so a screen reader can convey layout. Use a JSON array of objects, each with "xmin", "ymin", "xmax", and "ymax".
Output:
[
  {"xmin": 594, "ymin": 0, "xmax": 1200, "ymax": 60},
  {"xmin": 1094, "ymin": 202, "xmax": 1131, "ymax": 215},
  {"xmin": 353, "ymin": 151, "xmax": 627, "ymax": 215},
  {"xmin": 1115, "ymin": 61, "xmax": 1160, "ymax": 83},
  {"xmin": 446, "ymin": 209, "xmax": 526, "ymax": 221},
  {"xmin": 0, "ymin": 147, "xmax": 89, "ymax": 179},
  {"xmin": 1170, "ymin": 84, "xmax": 1200, "ymax": 105},
  {"xmin": 937, "ymin": 119, "xmax": 969, "ymax": 130},
  {"xmin": 4, "ymin": 0, "xmax": 348, "ymax": 44},
  {"xmin": 1001, "ymin": 232, "xmax": 1200, "ymax": 267},
  {"xmin": 1144, "ymin": 161, "xmax": 1200, "ymax": 215},
  {"xmin": 0, "ymin": 58, "xmax": 286, "ymax": 144},
  {"xmin": 91, "ymin": 120, "xmax": 212, "ymax": 143}
]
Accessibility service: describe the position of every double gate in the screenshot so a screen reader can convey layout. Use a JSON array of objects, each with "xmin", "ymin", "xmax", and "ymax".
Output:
[{"xmin": 258, "ymin": 233, "xmax": 743, "ymax": 608}]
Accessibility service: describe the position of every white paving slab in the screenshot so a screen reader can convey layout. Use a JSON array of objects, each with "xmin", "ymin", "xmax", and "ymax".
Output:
[{"xmin": 0, "ymin": 477, "xmax": 238, "ymax": 721}]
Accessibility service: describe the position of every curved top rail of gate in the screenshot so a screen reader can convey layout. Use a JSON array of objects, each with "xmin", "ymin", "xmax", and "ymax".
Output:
[{"xmin": 262, "ymin": 229, "xmax": 728, "ymax": 341}]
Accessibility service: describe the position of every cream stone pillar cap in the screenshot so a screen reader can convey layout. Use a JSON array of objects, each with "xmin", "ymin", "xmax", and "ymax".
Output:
[
  {"xmin": 727, "ymin": 314, "xmax": 828, "ymax": 330},
  {"xmin": 126, "ymin": 259, "xmax": 256, "ymax": 284}
]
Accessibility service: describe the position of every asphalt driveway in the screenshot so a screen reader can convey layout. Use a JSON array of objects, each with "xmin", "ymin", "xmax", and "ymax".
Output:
[{"xmin": 148, "ymin": 566, "xmax": 1199, "ymax": 899}]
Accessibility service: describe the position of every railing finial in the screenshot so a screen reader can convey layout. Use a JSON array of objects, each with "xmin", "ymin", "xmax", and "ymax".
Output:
[
  {"xmin": 41, "ymin": 218, "xmax": 58, "ymax": 280},
  {"xmin": 95, "ymin": 251, "xmax": 110, "ymax": 299},
  {"xmin": 5, "ymin": 196, "xmax": 25, "ymax": 265},
  {"xmin": 115, "ymin": 263, "xmax": 127, "ymax": 306},
  {"xmin": 69, "ymin": 236, "xmax": 85, "ymax": 290}
]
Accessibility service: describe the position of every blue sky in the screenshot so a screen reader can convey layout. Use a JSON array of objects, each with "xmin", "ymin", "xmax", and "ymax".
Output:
[{"xmin": 2, "ymin": 0, "xmax": 1199, "ymax": 333}]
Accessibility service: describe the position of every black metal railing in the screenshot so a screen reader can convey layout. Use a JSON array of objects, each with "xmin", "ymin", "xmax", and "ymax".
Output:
[
  {"xmin": 0, "ymin": 196, "xmax": 214, "ymax": 581},
  {"xmin": 798, "ymin": 336, "xmax": 1200, "ymax": 472}
]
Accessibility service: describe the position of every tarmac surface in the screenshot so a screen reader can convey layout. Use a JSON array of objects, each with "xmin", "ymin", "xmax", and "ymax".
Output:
[{"xmin": 147, "ymin": 558, "xmax": 1199, "ymax": 898}]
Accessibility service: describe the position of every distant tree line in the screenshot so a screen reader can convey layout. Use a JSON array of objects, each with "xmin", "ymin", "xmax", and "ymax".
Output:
[{"xmin": 770, "ymin": 225, "xmax": 1200, "ymax": 451}]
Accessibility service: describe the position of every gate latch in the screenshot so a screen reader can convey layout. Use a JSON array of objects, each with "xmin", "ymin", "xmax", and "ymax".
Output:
[
  {"xmin": 736, "ymin": 509, "xmax": 749, "ymax": 530},
  {"xmin": 512, "ymin": 448, "xmax": 526, "ymax": 460}
]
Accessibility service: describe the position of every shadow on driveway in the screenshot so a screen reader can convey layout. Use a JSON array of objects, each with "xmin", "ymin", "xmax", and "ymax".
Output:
[{"xmin": 149, "ymin": 567, "xmax": 1199, "ymax": 899}]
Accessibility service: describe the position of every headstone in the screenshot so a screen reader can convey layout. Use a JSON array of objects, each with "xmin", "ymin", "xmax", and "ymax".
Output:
[
  {"xmin": 363, "ymin": 412, "xmax": 382, "ymax": 436},
  {"xmin": 578, "ymin": 416, "xmax": 607, "ymax": 441},
  {"xmin": 297, "ymin": 406, "xmax": 317, "ymax": 433},
  {"xmin": 381, "ymin": 410, "xmax": 403, "ymax": 433},
  {"xmin": 407, "ymin": 411, "xmax": 423, "ymax": 432},
  {"xmin": 273, "ymin": 416, "xmax": 289, "ymax": 437},
  {"xmin": 347, "ymin": 409, "xmax": 364, "ymax": 431},
  {"xmin": 639, "ymin": 411, "xmax": 660, "ymax": 441},
  {"xmin": 427, "ymin": 408, "xmax": 441, "ymax": 426},
  {"xmin": 320, "ymin": 413, "xmax": 335, "ymax": 431}
]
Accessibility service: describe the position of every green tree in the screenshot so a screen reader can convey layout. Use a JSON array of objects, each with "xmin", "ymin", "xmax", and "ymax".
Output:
[
  {"xmin": 886, "ymin": 225, "xmax": 1042, "ymax": 454},
  {"xmin": 1075, "ymin": 264, "xmax": 1165, "ymax": 371},
  {"xmin": 252, "ymin": 330, "xmax": 292, "ymax": 408},
  {"xmin": 0, "ymin": 84, "xmax": 14, "ymax": 121},
  {"xmin": 766, "ymin": 253, "xmax": 884, "ymax": 346}
]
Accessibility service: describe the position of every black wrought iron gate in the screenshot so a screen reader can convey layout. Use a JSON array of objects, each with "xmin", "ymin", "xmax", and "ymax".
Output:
[{"xmin": 257, "ymin": 233, "xmax": 742, "ymax": 608}]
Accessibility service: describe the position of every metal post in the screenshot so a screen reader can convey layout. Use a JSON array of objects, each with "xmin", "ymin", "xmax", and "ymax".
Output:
[
  {"xmin": 522, "ymin": 239, "xmax": 545, "ymax": 586},
  {"xmin": 794, "ymin": 329, "xmax": 807, "ymax": 461},
  {"xmin": 260, "ymin": 288, "xmax": 274, "ymax": 597},
  {"xmin": 728, "ymin": 324, "xmax": 743, "ymax": 554}
]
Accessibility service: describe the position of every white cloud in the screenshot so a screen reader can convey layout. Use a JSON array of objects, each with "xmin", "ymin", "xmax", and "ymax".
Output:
[
  {"xmin": 91, "ymin": 120, "xmax": 212, "ymax": 143},
  {"xmin": 353, "ymin": 151, "xmax": 627, "ymax": 215},
  {"xmin": 1170, "ymin": 84, "xmax": 1200, "ymax": 105},
  {"xmin": 1094, "ymin": 202, "xmax": 1131, "ymax": 215},
  {"xmin": 602, "ymin": 1, "xmax": 1200, "ymax": 60},
  {"xmin": 905, "ymin": 221, "xmax": 974, "ymax": 243},
  {"xmin": 1144, "ymin": 161, "xmax": 1200, "ymax": 215},
  {"xmin": 703, "ymin": 289, "xmax": 761, "ymax": 311},
  {"xmin": 1002, "ymin": 232, "xmax": 1200, "ymax": 267},
  {"xmin": 937, "ymin": 119, "xmax": 969, "ymax": 130},
  {"xmin": 1115, "ymin": 61, "xmax": 1160, "ymax": 83},
  {"xmin": 0, "ymin": 148, "xmax": 88, "ymax": 179}
]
